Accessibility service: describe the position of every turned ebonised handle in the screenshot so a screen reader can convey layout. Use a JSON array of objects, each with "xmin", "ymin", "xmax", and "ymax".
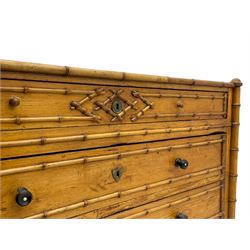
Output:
[
  {"xmin": 175, "ymin": 158, "xmax": 189, "ymax": 169},
  {"xmin": 16, "ymin": 187, "xmax": 32, "ymax": 207},
  {"xmin": 175, "ymin": 212, "xmax": 188, "ymax": 219}
]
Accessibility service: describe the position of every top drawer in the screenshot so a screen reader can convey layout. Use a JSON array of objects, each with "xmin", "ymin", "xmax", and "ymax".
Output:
[{"xmin": 0, "ymin": 80, "xmax": 227, "ymax": 130}]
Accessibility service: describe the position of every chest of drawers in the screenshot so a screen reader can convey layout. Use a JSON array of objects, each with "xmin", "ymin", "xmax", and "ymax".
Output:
[{"xmin": 0, "ymin": 60, "xmax": 241, "ymax": 218}]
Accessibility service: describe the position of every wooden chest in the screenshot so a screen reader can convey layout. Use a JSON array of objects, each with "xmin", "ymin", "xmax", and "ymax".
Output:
[{"xmin": 0, "ymin": 60, "xmax": 241, "ymax": 219}]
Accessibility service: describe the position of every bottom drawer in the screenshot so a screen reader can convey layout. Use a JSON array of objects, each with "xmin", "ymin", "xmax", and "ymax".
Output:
[{"xmin": 107, "ymin": 182, "xmax": 223, "ymax": 219}]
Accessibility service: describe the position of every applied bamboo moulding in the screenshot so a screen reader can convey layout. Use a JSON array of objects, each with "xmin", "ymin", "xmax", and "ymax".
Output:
[{"xmin": 0, "ymin": 60, "xmax": 241, "ymax": 219}]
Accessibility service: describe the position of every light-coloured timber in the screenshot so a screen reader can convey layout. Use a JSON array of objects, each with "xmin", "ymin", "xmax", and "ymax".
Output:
[{"xmin": 0, "ymin": 60, "xmax": 241, "ymax": 219}]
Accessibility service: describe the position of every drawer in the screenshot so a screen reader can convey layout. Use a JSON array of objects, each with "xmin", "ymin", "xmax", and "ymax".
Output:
[
  {"xmin": 0, "ymin": 134, "xmax": 224, "ymax": 218},
  {"xmin": 107, "ymin": 182, "xmax": 223, "ymax": 219},
  {"xmin": 0, "ymin": 80, "xmax": 227, "ymax": 130},
  {"xmin": 0, "ymin": 120, "xmax": 228, "ymax": 158}
]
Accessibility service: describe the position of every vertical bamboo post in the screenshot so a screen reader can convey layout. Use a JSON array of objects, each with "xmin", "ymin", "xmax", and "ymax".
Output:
[{"xmin": 228, "ymin": 78, "xmax": 242, "ymax": 218}]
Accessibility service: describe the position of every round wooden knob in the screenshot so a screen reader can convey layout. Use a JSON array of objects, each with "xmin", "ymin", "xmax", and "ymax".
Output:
[
  {"xmin": 16, "ymin": 187, "xmax": 32, "ymax": 207},
  {"xmin": 9, "ymin": 96, "xmax": 21, "ymax": 107},
  {"xmin": 176, "ymin": 102, "xmax": 184, "ymax": 108}
]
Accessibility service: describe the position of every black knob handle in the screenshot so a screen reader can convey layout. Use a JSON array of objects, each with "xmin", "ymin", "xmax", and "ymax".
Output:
[
  {"xmin": 16, "ymin": 187, "xmax": 32, "ymax": 207},
  {"xmin": 176, "ymin": 212, "xmax": 188, "ymax": 219},
  {"xmin": 175, "ymin": 158, "xmax": 189, "ymax": 169}
]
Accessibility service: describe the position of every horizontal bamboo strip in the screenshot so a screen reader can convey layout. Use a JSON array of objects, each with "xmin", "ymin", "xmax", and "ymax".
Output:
[
  {"xmin": 141, "ymin": 112, "xmax": 226, "ymax": 119},
  {"xmin": 0, "ymin": 116, "xmax": 96, "ymax": 124},
  {"xmin": 123, "ymin": 185, "xmax": 222, "ymax": 219},
  {"xmin": 0, "ymin": 60, "xmax": 235, "ymax": 87},
  {"xmin": 0, "ymin": 138, "xmax": 223, "ymax": 176},
  {"xmin": 140, "ymin": 92, "xmax": 224, "ymax": 100},
  {"xmin": 0, "ymin": 124, "xmax": 227, "ymax": 148},
  {"xmin": 0, "ymin": 113, "xmax": 227, "ymax": 125},
  {"xmin": 209, "ymin": 212, "xmax": 223, "ymax": 219},
  {"xmin": 25, "ymin": 166, "xmax": 224, "ymax": 219},
  {"xmin": 0, "ymin": 86, "xmax": 95, "ymax": 95}
]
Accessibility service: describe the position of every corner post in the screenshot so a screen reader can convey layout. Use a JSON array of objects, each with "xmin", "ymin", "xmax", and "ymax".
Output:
[{"xmin": 228, "ymin": 78, "xmax": 242, "ymax": 218}]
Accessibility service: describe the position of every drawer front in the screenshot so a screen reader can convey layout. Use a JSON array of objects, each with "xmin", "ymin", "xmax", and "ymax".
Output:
[
  {"xmin": 107, "ymin": 182, "xmax": 223, "ymax": 219},
  {"xmin": 0, "ymin": 80, "xmax": 227, "ymax": 130},
  {"xmin": 0, "ymin": 134, "xmax": 224, "ymax": 218},
  {"xmin": 0, "ymin": 120, "xmax": 228, "ymax": 158}
]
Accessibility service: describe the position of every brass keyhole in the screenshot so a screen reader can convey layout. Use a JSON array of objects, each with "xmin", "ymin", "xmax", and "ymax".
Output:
[{"xmin": 112, "ymin": 99, "xmax": 123, "ymax": 114}]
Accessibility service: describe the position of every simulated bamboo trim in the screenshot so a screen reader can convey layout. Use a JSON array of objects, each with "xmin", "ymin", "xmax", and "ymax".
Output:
[
  {"xmin": 0, "ymin": 124, "xmax": 228, "ymax": 148},
  {"xmin": 138, "ymin": 112, "xmax": 226, "ymax": 119},
  {"xmin": 228, "ymin": 79, "xmax": 242, "ymax": 218},
  {"xmin": 0, "ymin": 86, "xmax": 227, "ymax": 100},
  {"xmin": 94, "ymin": 89, "xmax": 122, "ymax": 111},
  {"xmin": 0, "ymin": 86, "xmax": 96, "ymax": 95},
  {"xmin": 130, "ymin": 90, "xmax": 154, "ymax": 121},
  {"xmin": 0, "ymin": 59, "xmax": 235, "ymax": 88},
  {"xmin": 94, "ymin": 89, "xmax": 139, "ymax": 122},
  {"xmin": 138, "ymin": 92, "xmax": 225, "ymax": 100},
  {"xmin": 0, "ymin": 138, "xmax": 224, "ymax": 176},
  {"xmin": 0, "ymin": 116, "xmax": 96, "ymax": 124},
  {"xmin": 25, "ymin": 166, "xmax": 224, "ymax": 219},
  {"xmin": 69, "ymin": 88, "xmax": 104, "ymax": 120},
  {"xmin": 123, "ymin": 185, "xmax": 222, "ymax": 219},
  {"xmin": 209, "ymin": 212, "xmax": 224, "ymax": 219}
]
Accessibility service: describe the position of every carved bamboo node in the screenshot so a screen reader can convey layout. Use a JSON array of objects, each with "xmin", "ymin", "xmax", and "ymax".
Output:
[
  {"xmin": 232, "ymin": 103, "xmax": 241, "ymax": 107},
  {"xmin": 230, "ymin": 148, "xmax": 239, "ymax": 152},
  {"xmin": 229, "ymin": 173, "xmax": 238, "ymax": 178},
  {"xmin": 228, "ymin": 199, "xmax": 237, "ymax": 203},
  {"xmin": 64, "ymin": 66, "xmax": 70, "ymax": 75},
  {"xmin": 40, "ymin": 137, "xmax": 46, "ymax": 145},
  {"xmin": 232, "ymin": 122, "xmax": 240, "ymax": 126},
  {"xmin": 15, "ymin": 117, "xmax": 21, "ymax": 125},
  {"xmin": 41, "ymin": 163, "xmax": 48, "ymax": 170},
  {"xmin": 23, "ymin": 87, "xmax": 29, "ymax": 94},
  {"xmin": 43, "ymin": 210, "xmax": 48, "ymax": 218},
  {"xmin": 83, "ymin": 200, "xmax": 88, "ymax": 207},
  {"xmin": 58, "ymin": 116, "xmax": 63, "ymax": 122}
]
